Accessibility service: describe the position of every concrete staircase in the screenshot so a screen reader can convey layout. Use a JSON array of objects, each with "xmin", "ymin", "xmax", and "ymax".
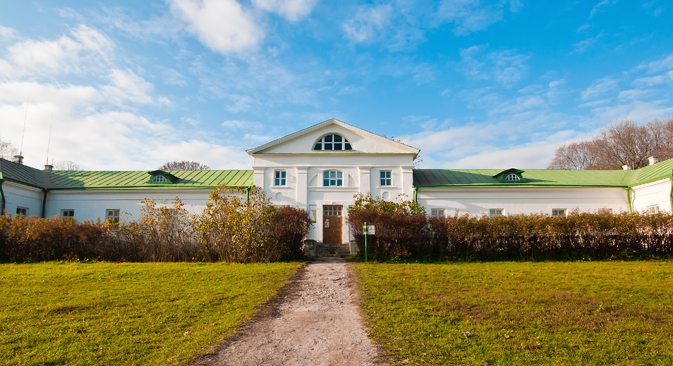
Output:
[{"xmin": 315, "ymin": 243, "xmax": 351, "ymax": 257}]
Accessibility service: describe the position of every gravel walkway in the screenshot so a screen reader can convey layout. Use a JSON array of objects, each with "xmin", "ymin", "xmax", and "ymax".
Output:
[{"xmin": 198, "ymin": 257, "xmax": 387, "ymax": 366}]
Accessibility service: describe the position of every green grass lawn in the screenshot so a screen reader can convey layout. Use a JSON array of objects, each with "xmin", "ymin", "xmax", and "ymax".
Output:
[
  {"xmin": 354, "ymin": 261, "xmax": 673, "ymax": 365},
  {"xmin": 0, "ymin": 261, "xmax": 303, "ymax": 365}
]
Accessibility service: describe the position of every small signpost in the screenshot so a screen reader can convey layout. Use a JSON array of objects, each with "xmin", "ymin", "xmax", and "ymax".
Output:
[{"xmin": 364, "ymin": 223, "xmax": 375, "ymax": 262}]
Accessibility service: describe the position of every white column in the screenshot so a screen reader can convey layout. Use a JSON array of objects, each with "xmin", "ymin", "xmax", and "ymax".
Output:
[
  {"xmin": 402, "ymin": 165, "xmax": 414, "ymax": 199},
  {"xmin": 296, "ymin": 167, "xmax": 308, "ymax": 210},
  {"xmin": 253, "ymin": 166, "xmax": 265, "ymax": 189},
  {"xmin": 358, "ymin": 166, "xmax": 371, "ymax": 195}
]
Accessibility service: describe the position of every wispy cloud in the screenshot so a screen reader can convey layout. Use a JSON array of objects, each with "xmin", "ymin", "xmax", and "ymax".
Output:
[
  {"xmin": 581, "ymin": 77, "xmax": 619, "ymax": 100},
  {"xmin": 459, "ymin": 45, "xmax": 530, "ymax": 86},
  {"xmin": 590, "ymin": 0, "xmax": 613, "ymax": 17},
  {"xmin": 437, "ymin": 0, "xmax": 519, "ymax": 36},
  {"xmin": 342, "ymin": 4, "xmax": 393, "ymax": 43},
  {"xmin": 251, "ymin": 0, "xmax": 318, "ymax": 21},
  {"xmin": 570, "ymin": 32, "xmax": 603, "ymax": 54}
]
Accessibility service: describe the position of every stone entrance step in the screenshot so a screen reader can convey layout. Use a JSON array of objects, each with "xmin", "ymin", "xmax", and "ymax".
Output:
[{"xmin": 315, "ymin": 243, "xmax": 351, "ymax": 257}]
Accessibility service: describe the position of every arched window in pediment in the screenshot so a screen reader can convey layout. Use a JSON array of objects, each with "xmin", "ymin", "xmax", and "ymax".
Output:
[{"xmin": 313, "ymin": 134, "xmax": 352, "ymax": 151}]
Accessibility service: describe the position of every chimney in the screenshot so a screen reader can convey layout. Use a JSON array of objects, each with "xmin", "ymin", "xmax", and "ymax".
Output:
[
  {"xmin": 13, "ymin": 155, "xmax": 23, "ymax": 164},
  {"xmin": 622, "ymin": 165, "xmax": 631, "ymax": 170},
  {"xmin": 44, "ymin": 164, "xmax": 53, "ymax": 171},
  {"xmin": 649, "ymin": 156, "xmax": 658, "ymax": 166}
]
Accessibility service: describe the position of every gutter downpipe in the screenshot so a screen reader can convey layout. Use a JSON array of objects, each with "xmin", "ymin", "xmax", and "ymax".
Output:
[
  {"xmin": 41, "ymin": 189, "xmax": 48, "ymax": 218},
  {"xmin": 413, "ymin": 186, "xmax": 418, "ymax": 203},
  {"xmin": 0, "ymin": 179, "xmax": 5, "ymax": 215},
  {"xmin": 246, "ymin": 187, "xmax": 250, "ymax": 204},
  {"xmin": 626, "ymin": 187, "xmax": 633, "ymax": 213}
]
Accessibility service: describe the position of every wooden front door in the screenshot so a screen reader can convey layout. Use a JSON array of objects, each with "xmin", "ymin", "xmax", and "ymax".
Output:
[{"xmin": 323, "ymin": 205, "xmax": 343, "ymax": 244}]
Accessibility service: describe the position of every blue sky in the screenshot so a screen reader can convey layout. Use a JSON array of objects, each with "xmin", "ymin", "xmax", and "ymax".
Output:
[{"xmin": 1, "ymin": 0, "xmax": 672, "ymax": 170}]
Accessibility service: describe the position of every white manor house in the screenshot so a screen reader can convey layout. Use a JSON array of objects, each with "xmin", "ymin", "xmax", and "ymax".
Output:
[{"xmin": 1, "ymin": 119, "xmax": 671, "ymax": 247}]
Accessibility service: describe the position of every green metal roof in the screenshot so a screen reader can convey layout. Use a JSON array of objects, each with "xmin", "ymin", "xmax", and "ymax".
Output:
[
  {"xmin": 414, "ymin": 157, "xmax": 673, "ymax": 188},
  {"xmin": 0, "ymin": 158, "xmax": 253, "ymax": 190}
]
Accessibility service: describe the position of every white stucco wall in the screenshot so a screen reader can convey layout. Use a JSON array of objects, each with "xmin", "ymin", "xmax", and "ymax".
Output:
[
  {"xmin": 631, "ymin": 178, "xmax": 672, "ymax": 213},
  {"xmin": 418, "ymin": 187, "xmax": 630, "ymax": 216},
  {"xmin": 2, "ymin": 181, "xmax": 44, "ymax": 217},
  {"xmin": 44, "ymin": 189, "xmax": 236, "ymax": 221},
  {"xmin": 252, "ymin": 153, "xmax": 415, "ymax": 244}
]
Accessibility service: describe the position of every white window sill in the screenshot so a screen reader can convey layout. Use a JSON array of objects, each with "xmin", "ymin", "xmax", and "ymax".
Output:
[
  {"xmin": 271, "ymin": 186, "xmax": 293, "ymax": 189},
  {"xmin": 376, "ymin": 186, "xmax": 395, "ymax": 189}
]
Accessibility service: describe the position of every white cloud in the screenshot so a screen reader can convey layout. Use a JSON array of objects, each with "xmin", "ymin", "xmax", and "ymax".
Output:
[
  {"xmin": 590, "ymin": 100, "xmax": 673, "ymax": 123},
  {"xmin": 570, "ymin": 32, "xmax": 602, "ymax": 54},
  {"xmin": 635, "ymin": 53, "xmax": 673, "ymax": 74},
  {"xmin": 581, "ymin": 77, "xmax": 619, "ymax": 100},
  {"xmin": 617, "ymin": 89, "xmax": 655, "ymax": 100},
  {"xmin": 252, "ymin": 0, "xmax": 318, "ymax": 21},
  {"xmin": 459, "ymin": 45, "xmax": 529, "ymax": 86},
  {"xmin": 0, "ymin": 26, "xmax": 17, "ymax": 40},
  {"xmin": 4, "ymin": 24, "xmax": 113, "ymax": 76},
  {"xmin": 342, "ymin": 4, "xmax": 393, "ymax": 43},
  {"xmin": 101, "ymin": 69, "xmax": 155, "ymax": 105},
  {"xmin": 169, "ymin": 0, "xmax": 264, "ymax": 55},
  {"xmin": 437, "ymin": 0, "xmax": 516, "ymax": 36},
  {"xmin": 590, "ymin": 0, "xmax": 612, "ymax": 17},
  {"xmin": 222, "ymin": 120, "xmax": 263, "ymax": 129},
  {"xmin": 632, "ymin": 75, "xmax": 670, "ymax": 86}
]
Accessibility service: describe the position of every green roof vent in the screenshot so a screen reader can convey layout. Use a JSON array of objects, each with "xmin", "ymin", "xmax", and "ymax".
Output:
[
  {"xmin": 147, "ymin": 170, "xmax": 178, "ymax": 184},
  {"xmin": 493, "ymin": 168, "xmax": 526, "ymax": 183}
]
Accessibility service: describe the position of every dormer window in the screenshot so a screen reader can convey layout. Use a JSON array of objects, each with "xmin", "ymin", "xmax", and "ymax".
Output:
[
  {"xmin": 313, "ymin": 134, "xmax": 352, "ymax": 151},
  {"xmin": 505, "ymin": 174, "xmax": 520, "ymax": 182},
  {"xmin": 152, "ymin": 175, "xmax": 167, "ymax": 183}
]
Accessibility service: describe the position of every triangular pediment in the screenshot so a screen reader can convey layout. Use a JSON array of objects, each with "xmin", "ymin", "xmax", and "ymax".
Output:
[{"xmin": 246, "ymin": 119, "xmax": 419, "ymax": 156}]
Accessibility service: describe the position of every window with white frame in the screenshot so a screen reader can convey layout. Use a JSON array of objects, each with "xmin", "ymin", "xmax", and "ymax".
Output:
[
  {"xmin": 552, "ymin": 209, "xmax": 567, "ymax": 217},
  {"xmin": 274, "ymin": 170, "xmax": 287, "ymax": 186},
  {"xmin": 313, "ymin": 134, "xmax": 352, "ymax": 151},
  {"xmin": 489, "ymin": 208, "xmax": 504, "ymax": 217},
  {"xmin": 106, "ymin": 209, "xmax": 120, "ymax": 223},
  {"xmin": 16, "ymin": 207, "xmax": 28, "ymax": 217},
  {"xmin": 431, "ymin": 208, "xmax": 445, "ymax": 217},
  {"xmin": 646, "ymin": 205, "xmax": 659, "ymax": 214},
  {"xmin": 505, "ymin": 174, "xmax": 520, "ymax": 181},
  {"xmin": 380, "ymin": 170, "xmax": 392, "ymax": 186},
  {"xmin": 61, "ymin": 209, "xmax": 75, "ymax": 218},
  {"xmin": 323, "ymin": 170, "xmax": 343, "ymax": 186},
  {"xmin": 152, "ymin": 175, "xmax": 167, "ymax": 183}
]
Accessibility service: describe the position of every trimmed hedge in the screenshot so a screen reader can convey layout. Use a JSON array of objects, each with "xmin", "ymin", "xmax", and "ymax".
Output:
[
  {"xmin": 0, "ymin": 186, "xmax": 310, "ymax": 263},
  {"xmin": 348, "ymin": 194, "xmax": 673, "ymax": 261}
]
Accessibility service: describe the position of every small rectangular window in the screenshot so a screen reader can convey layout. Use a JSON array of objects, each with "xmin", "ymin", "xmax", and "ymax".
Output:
[
  {"xmin": 274, "ymin": 170, "xmax": 287, "ymax": 186},
  {"xmin": 106, "ymin": 209, "xmax": 120, "ymax": 223},
  {"xmin": 61, "ymin": 209, "xmax": 75, "ymax": 218},
  {"xmin": 646, "ymin": 205, "xmax": 659, "ymax": 214},
  {"xmin": 16, "ymin": 207, "xmax": 28, "ymax": 217},
  {"xmin": 552, "ymin": 209, "xmax": 566, "ymax": 217},
  {"xmin": 431, "ymin": 209, "xmax": 445, "ymax": 217},
  {"xmin": 489, "ymin": 209, "xmax": 503, "ymax": 217},
  {"xmin": 380, "ymin": 170, "xmax": 392, "ymax": 186}
]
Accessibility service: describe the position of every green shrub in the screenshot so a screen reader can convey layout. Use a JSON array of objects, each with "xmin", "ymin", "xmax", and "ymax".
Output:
[
  {"xmin": 348, "ymin": 193, "xmax": 673, "ymax": 261},
  {"xmin": 0, "ymin": 185, "xmax": 311, "ymax": 263}
]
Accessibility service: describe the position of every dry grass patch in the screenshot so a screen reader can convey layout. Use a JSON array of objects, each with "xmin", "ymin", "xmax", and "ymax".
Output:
[{"xmin": 354, "ymin": 261, "xmax": 673, "ymax": 365}]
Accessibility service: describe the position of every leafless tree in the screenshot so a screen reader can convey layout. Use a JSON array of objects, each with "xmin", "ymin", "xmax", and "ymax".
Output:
[
  {"xmin": 547, "ymin": 141, "xmax": 600, "ymax": 170},
  {"xmin": 548, "ymin": 118, "xmax": 673, "ymax": 170},
  {"xmin": 0, "ymin": 136, "xmax": 18, "ymax": 160},
  {"xmin": 53, "ymin": 160, "xmax": 82, "ymax": 171},
  {"xmin": 159, "ymin": 161, "xmax": 211, "ymax": 170}
]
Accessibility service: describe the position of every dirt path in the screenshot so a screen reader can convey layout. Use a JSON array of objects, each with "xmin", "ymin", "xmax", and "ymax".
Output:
[{"xmin": 199, "ymin": 257, "xmax": 387, "ymax": 366}]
